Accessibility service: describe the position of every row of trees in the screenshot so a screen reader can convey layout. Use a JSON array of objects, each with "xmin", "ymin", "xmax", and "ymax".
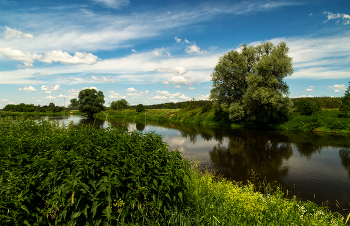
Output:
[{"xmin": 3, "ymin": 103, "xmax": 64, "ymax": 113}]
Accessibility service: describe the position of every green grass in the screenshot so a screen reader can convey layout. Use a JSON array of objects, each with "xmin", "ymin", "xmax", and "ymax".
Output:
[{"xmin": 96, "ymin": 108, "xmax": 350, "ymax": 133}]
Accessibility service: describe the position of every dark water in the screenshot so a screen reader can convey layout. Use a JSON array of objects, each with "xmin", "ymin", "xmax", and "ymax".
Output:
[{"xmin": 39, "ymin": 115, "xmax": 350, "ymax": 213}]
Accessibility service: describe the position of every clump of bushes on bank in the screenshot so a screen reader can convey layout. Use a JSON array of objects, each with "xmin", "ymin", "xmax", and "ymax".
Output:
[{"xmin": 0, "ymin": 118, "xmax": 189, "ymax": 225}]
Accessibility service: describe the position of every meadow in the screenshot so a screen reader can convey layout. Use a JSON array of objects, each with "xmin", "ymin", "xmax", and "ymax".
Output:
[{"xmin": 1, "ymin": 117, "xmax": 348, "ymax": 225}]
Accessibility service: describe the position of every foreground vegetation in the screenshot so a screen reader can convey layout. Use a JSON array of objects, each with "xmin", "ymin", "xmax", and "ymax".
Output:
[{"xmin": 1, "ymin": 118, "xmax": 348, "ymax": 225}]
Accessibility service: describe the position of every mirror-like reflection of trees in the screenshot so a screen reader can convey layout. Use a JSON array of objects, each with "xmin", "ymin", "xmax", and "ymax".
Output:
[
  {"xmin": 209, "ymin": 130, "xmax": 293, "ymax": 184},
  {"xmin": 339, "ymin": 149, "xmax": 350, "ymax": 180}
]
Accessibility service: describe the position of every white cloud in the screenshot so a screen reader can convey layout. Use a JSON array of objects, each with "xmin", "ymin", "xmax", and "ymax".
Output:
[
  {"xmin": 328, "ymin": 84, "xmax": 346, "ymax": 89},
  {"xmin": 83, "ymin": 86, "xmax": 98, "ymax": 91},
  {"xmin": 145, "ymin": 90, "xmax": 149, "ymax": 94},
  {"xmin": 131, "ymin": 49, "xmax": 136, "ymax": 52},
  {"xmin": 335, "ymin": 90, "xmax": 341, "ymax": 92},
  {"xmin": 155, "ymin": 67, "xmax": 187, "ymax": 75},
  {"xmin": 152, "ymin": 95, "xmax": 168, "ymax": 99},
  {"xmin": 324, "ymin": 11, "xmax": 350, "ymax": 25},
  {"xmin": 188, "ymin": 87, "xmax": 196, "ymax": 90},
  {"xmin": 162, "ymin": 76, "xmax": 197, "ymax": 85},
  {"xmin": 92, "ymin": 0, "xmax": 129, "ymax": 8},
  {"xmin": 310, "ymin": 86, "xmax": 314, "ymax": 87},
  {"xmin": 196, "ymin": 94, "xmax": 209, "ymax": 100},
  {"xmin": 186, "ymin": 44, "xmax": 206, "ymax": 54},
  {"xmin": 0, "ymin": 98, "xmax": 9, "ymax": 102},
  {"xmin": 126, "ymin": 87, "xmax": 137, "ymax": 92},
  {"xmin": 298, "ymin": 95, "xmax": 313, "ymax": 98},
  {"xmin": 184, "ymin": 39, "xmax": 190, "ymax": 44},
  {"xmin": 91, "ymin": 76, "xmax": 112, "ymax": 83},
  {"xmin": 175, "ymin": 85, "xmax": 181, "ymax": 88},
  {"xmin": 45, "ymin": 95, "xmax": 56, "ymax": 99},
  {"xmin": 178, "ymin": 94, "xmax": 191, "ymax": 101},
  {"xmin": 41, "ymin": 85, "xmax": 60, "ymax": 92},
  {"xmin": 33, "ymin": 71, "xmax": 48, "ymax": 76},
  {"xmin": 4, "ymin": 26, "xmax": 34, "ymax": 41},
  {"xmin": 0, "ymin": 47, "xmax": 41, "ymax": 67},
  {"xmin": 18, "ymin": 86, "xmax": 37, "ymax": 92},
  {"xmin": 306, "ymin": 88, "xmax": 313, "ymax": 91},
  {"xmin": 155, "ymin": 90, "xmax": 171, "ymax": 96},
  {"xmin": 108, "ymin": 90, "xmax": 126, "ymax": 98},
  {"xmin": 40, "ymin": 50, "xmax": 98, "ymax": 65},
  {"xmin": 175, "ymin": 37, "xmax": 181, "ymax": 43}
]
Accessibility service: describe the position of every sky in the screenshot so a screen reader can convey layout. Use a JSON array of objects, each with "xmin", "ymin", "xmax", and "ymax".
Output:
[{"xmin": 0, "ymin": 0, "xmax": 349, "ymax": 107}]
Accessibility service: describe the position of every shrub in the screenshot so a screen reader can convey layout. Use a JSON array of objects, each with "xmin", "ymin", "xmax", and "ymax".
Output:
[
  {"xmin": 0, "ymin": 118, "xmax": 189, "ymax": 225},
  {"xmin": 296, "ymin": 98, "xmax": 321, "ymax": 116},
  {"xmin": 135, "ymin": 104, "xmax": 145, "ymax": 112}
]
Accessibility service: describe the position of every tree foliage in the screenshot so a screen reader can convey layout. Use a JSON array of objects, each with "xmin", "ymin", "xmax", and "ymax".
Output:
[
  {"xmin": 110, "ymin": 99, "xmax": 129, "ymax": 111},
  {"xmin": 340, "ymin": 82, "xmax": 350, "ymax": 116},
  {"xmin": 210, "ymin": 42, "xmax": 293, "ymax": 124},
  {"xmin": 68, "ymin": 98, "xmax": 79, "ymax": 109},
  {"xmin": 3, "ymin": 103, "xmax": 64, "ymax": 113},
  {"xmin": 295, "ymin": 98, "xmax": 321, "ymax": 116},
  {"xmin": 135, "ymin": 104, "xmax": 146, "ymax": 112},
  {"xmin": 78, "ymin": 89, "xmax": 105, "ymax": 118}
]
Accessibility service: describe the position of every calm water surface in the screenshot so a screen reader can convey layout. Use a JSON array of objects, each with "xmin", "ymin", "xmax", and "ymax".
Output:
[{"xmin": 39, "ymin": 115, "xmax": 350, "ymax": 213}]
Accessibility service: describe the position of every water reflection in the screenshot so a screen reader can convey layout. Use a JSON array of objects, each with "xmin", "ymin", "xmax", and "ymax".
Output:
[{"xmin": 37, "ymin": 115, "xmax": 350, "ymax": 213}]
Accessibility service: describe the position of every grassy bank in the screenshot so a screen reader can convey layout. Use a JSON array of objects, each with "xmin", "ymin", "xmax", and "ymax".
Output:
[
  {"xmin": 96, "ymin": 108, "xmax": 350, "ymax": 133},
  {"xmin": 0, "ymin": 117, "xmax": 347, "ymax": 225}
]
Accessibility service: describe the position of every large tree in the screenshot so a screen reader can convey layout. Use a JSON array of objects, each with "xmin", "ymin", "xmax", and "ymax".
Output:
[
  {"xmin": 210, "ymin": 42, "xmax": 293, "ymax": 124},
  {"xmin": 339, "ymin": 82, "xmax": 350, "ymax": 116},
  {"xmin": 78, "ymin": 89, "xmax": 105, "ymax": 118}
]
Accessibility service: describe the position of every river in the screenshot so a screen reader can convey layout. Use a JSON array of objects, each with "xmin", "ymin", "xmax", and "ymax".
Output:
[{"xmin": 38, "ymin": 114, "xmax": 350, "ymax": 213}]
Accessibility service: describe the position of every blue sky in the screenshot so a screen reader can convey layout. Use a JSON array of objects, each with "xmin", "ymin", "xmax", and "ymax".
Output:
[{"xmin": 0, "ymin": 0, "xmax": 349, "ymax": 107}]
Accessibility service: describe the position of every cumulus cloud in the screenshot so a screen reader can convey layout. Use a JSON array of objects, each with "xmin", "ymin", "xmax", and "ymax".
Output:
[
  {"xmin": 0, "ymin": 48, "xmax": 98, "ymax": 67},
  {"xmin": 83, "ymin": 86, "xmax": 98, "ymax": 91},
  {"xmin": 324, "ymin": 11, "xmax": 350, "ymax": 25},
  {"xmin": 178, "ymin": 94, "xmax": 191, "ymax": 101},
  {"xmin": 188, "ymin": 87, "xmax": 196, "ymax": 90},
  {"xmin": 196, "ymin": 94, "xmax": 209, "ymax": 100},
  {"xmin": 18, "ymin": 86, "xmax": 37, "ymax": 92},
  {"xmin": 328, "ymin": 84, "xmax": 346, "ymax": 89},
  {"xmin": 306, "ymin": 88, "xmax": 313, "ymax": 91},
  {"xmin": 126, "ymin": 87, "xmax": 137, "ymax": 92},
  {"xmin": 92, "ymin": 0, "xmax": 129, "ymax": 8},
  {"xmin": 162, "ymin": 76, "xmax": 197, "ymax": 86},
  {"xmin": 155, "ymin": 67, "xmax": 187, "ymax": 75},
  {"xmin": 185, "ymin": 44, "xmax": 206, "ymax": 54},
  {"xmin": 108, "ymin": 90, "xmax": 126, "ymax": 98},
  {"xmin": 335, "ymin": 90, "xmax": 341, "ymax": 92},
  {"xmin": 40, "ymin": 50, "xmax": 98, "ymax": 65},
  {"xmin": 310, "ymin": 86, "xmax": 314, "ymax": 87},
  {"xmin": 152, "ymin": 95, "xmax": 168, "ymax": 99},
  {"xmin": 175, "ymin": 37, "xmax": 181, "ymax": 43},
  {"xmin": 4, "ymin": 26, "xmax": 34, "ymax": 41},
  {"xmin": 184, "ymin": 39, "xmax": 190, "ymax": 44},
  {"xmin": 41, "ymin": 85, "xmax": 60, "ymax": 92},
  {"xmin": 131, "ymin": 49, "xmax": 136, "ymax": 52},
  {"xmin": 91, "ymin": 76, "xmax": 112, "ymax": 83},
  {"xmin": 0, "ymin": 47, "xmax": 41, "ymax": 67},
  {"xmin": 45, "ymin": 95, "xmax": 56, "ymax": 99},
  {"xmin": 155, "ymin": 90, "xmax": 171, "ymax": 96}
]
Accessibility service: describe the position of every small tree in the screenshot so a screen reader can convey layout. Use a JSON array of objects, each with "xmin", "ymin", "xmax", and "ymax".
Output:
[
  {"xmin": 340, "ymin": 82, "xmax": 350, "ymax": 116},
  {"xmin": 296, "ymin": 98, "xmax": 321, "ymax": 116},
  {"xmin": 78, "ymin": 89, "xmax": 105, "ymax": 118},
  {"xmin": 69, "ymin": 98, "xmax": 79, "ymax": 109},
  {"xmin": 110, "ymin": 99, "xmax": 129, "ymax": 111},
  {"xmin": 135, "ymin": 104, "xmax": 145, "ymax": 113}
]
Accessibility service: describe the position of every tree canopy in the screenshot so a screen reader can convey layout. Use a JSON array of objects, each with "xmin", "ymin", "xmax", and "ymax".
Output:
[
  {"xmin": 340, "ymin": 82, "xmax": 350, "ymax": 116},
  {"xmin": 77, "ymin": 89, "xmax": 105, "ymax": 118},
  {"xmin": 210, "ymin": 41, "xmax": 293, "ymax": 124},
  {"xmin": 110, "ymin": 99, "xmax": 129, "ymax": 111}
]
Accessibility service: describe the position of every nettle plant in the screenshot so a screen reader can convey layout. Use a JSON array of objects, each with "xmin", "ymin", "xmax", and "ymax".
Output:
[{"xmin": 0, "ymin": 118, "xmax": 190, "ymax": 225}]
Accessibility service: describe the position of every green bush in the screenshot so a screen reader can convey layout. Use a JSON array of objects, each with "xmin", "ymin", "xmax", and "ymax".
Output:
[
  {"xmin": 295, "ymin": 98, "xmax": 321, "ymax": 116},
  {"xmin": 135, "ymin": 104, "xmax": 145, "ymax": 113},
  {"xmin": 0, "ymin": 118, "xmax": 189, "ymax": 225}
]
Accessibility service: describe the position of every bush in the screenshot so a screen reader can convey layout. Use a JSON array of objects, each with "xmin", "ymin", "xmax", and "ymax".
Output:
[
  {"xmin": 135, "ymin": 104, "xmax": 145, "ymax": 112},
  {"xmin": 296, "ymin": 98, "xmax": 321, "ymax": 116},
  {"xmin": 0, "ymin": 118, "xmax": 189, "ymax": 225}
]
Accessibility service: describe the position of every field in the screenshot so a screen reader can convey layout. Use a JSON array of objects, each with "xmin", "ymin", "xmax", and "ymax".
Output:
[{"xmin": 1, "ymin": 117, "xmax": 348, "ymax": 225}]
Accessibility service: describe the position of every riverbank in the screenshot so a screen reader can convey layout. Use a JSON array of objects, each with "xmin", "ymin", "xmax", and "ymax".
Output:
[
  {"xmin": 95, "ymin": 108, "xmax": 350, "ymax": 133},
  {"xmin": 0, "ymin": 110, "xmax": 85, "ymax": 117},
  {"xmin": 1, "ymin": 118, "xmax": 347, "ymax": 225}
]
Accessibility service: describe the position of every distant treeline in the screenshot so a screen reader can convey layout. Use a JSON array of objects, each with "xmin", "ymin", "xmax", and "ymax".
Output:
[
  {"xmin": 292, "ymin": 97, "xmax": 342, "ymax": 110},
  {"xmin": 137, "ymin": 100, "xmax": 212, "ymax": 110},
  {"xmin": 2, "ymin": 103, "xmax": 65, "ymax": 113}
]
